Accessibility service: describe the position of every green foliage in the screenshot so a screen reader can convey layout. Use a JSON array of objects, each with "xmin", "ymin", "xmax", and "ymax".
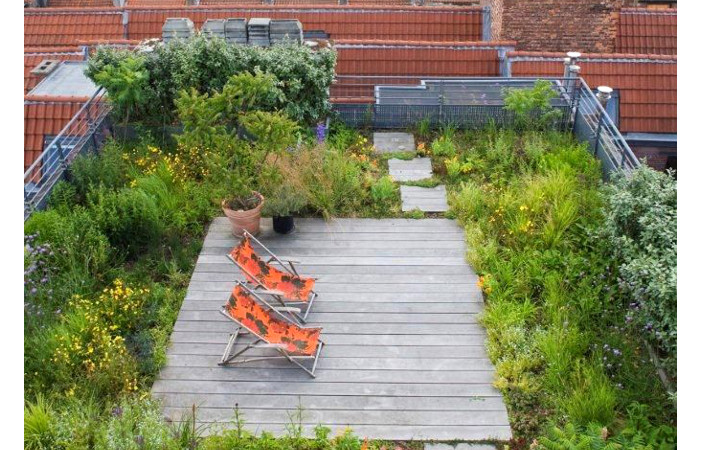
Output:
[
  {"xmin": 430, "ymin": 135, "xmax": 456, "ymax": 157},
  {"xmin": 447, "ymin": 129, "xmax": 671, "ymax": 442},
  {"xmin": 563, "ymin": 363, "xmax": 617, "ymax": 427},
  {"xmin": 413, "ymin": 116, "xmax": 432, "ymax": 140},
  {"xmin": 94, "ymin": 55, "xmax": 150, "ymax": 127},
  {"xmin": 87, "ymin": 38, "xmax": 336, "ymax": 125},
  {"xmin": 370, "ymin": 175, "xmax": 398, "ymax": 208},
  {"xmin": 600, "ymin": 166, "xmax": 677, "ymax": 378},
  {"xmin": 25, "ymin": 395, "xmax": 59, "ymax": 450},
  {"xmin": 262, "ymin": 181, "xmax": 308, "ymax": 217},
  {"xmin": 88, "ymin": 187, "xmax": 164, "ymax": 258},
  {"xmin": 537, "ymin": 403, "xmax": 676, "ymax": 449},
  {"xmin": 68, "ymin": 140, "xmax": 130, "ymax": 200},
  {"xmin": 503, "ymin": 79, "xmax": 563, "ymax": 131}
]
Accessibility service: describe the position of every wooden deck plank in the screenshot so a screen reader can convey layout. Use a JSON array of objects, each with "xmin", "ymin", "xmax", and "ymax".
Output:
[{"xmin": 153, "ymin": 218, "xmax": 510, "ymax": 441}]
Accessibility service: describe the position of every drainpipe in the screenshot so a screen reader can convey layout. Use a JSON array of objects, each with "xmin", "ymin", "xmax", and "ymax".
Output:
[
  {"xmin": 593, "ymin": 86, "xmax": 613, "ymax": 156},
  {"xmin": 565, "ymin": 64, "xmax": 580, "ymax": 99},
  {"xmin": 122, "ymin": 11, "xmax": 129, "ymax": 40},
  {"xmin": 562, "ymin": 57, "xmax": 571, "ymax": 78},
  {"xmin": 482, "ymin": 7, "xmax": 492, "ymax": 41}
]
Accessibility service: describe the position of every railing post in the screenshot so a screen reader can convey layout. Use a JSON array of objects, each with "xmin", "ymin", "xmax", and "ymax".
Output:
[
  {"xmin": 438, "ymin": 81, "xmax": 445, "ymax": 126},
  {"xmin": 593, "ymin": 86, "xmax": 613, "ymax": 156},
  {"xmin": 86, "ymin": 103, "xmax": 100, "ymax": 152}
]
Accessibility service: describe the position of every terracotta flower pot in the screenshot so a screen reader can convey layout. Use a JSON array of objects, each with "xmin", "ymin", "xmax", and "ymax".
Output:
[{"xmin": 221, "ymin": 192, "xmax": 265, "ymax": 237}]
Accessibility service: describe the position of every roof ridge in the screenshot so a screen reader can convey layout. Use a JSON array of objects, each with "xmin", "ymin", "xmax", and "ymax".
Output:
[{"xmin": 24, "ymin": 94, "xmax": 91, "ymax": 103}]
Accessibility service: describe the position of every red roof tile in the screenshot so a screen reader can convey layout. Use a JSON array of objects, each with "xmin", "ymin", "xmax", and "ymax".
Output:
[
  {"xmin": 508, "ymin": 52, "xmax": 677, "ymax": 134},
  {"xmin": 24, "ymin": 8, "xmax": 125, "ymax": 47},
  {"xmin": 616, "ymin": 8, "xmax": 676, "ymax": 55},
  {"xmin": 24, "ymin": 99, "xmax": 85, "ymax": 171},
  {"xmin": 47, "ymin": 0, "xmax": 114, "ymax": 6},
  {"xmin": 124, "ymin": 5, "xmax": 484, "ymax": 41},
  {"xmin": 128, "ymin": 0, "xmax": 186, "ymax": 6},
  {"xmin": 24, "ymin": 48, "xmax": 85, "ymax": 94}
]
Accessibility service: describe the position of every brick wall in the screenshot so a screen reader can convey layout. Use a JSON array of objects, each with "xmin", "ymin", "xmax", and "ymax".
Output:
[
  {"xmin": 495, "ymin": 0, "xmax": 624, "ymax": 52},
  {"xmin": 630, "ymin": 145, "xmax": 676, "ymax": 171}
]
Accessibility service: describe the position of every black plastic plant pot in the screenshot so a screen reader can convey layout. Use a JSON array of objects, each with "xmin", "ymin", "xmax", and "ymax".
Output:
[{"xmin": 272, "ymin": 216, "xmax": 295, "ymax": 234}]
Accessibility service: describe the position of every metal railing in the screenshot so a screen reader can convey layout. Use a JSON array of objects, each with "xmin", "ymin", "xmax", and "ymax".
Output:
[
  {"xmin": 24, "ymin": 88, "xmax": 112, "ymax": 221},
  {"xmin": 331, "ymin": 76, "xmax": 577, "ymax": 131},
  {"xmin": 573, "ymin": 80, "xmax": 640, "ymax": 176}
]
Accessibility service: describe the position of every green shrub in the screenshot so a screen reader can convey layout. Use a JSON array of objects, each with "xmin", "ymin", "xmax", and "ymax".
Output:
[
  {"xmin": 503, "ymin": 79, "xmax": 562, "ymax": 131},
  {"xmin": 370, "ymin": 175, "xmax": 397, "ymax": 205},
  {"xmin": 69, "ymin": 140, "xmax": 130, "ymax": 200},
  {"xmin": 87, "ymin": 37, "xmax": 336, "ymax": 125},
  {"xmin": 95, "ymin": 398, "xmax": 179, "ymax": 449},
  {"xmin": 430, "ymin": 136, "xmax": 456, "ymax": 157},
  {"xmin": 25, "ymin": 208, "xmax": 111, "ymax": 282},
  {"xmin": 88, "ymin": 187, "xmax": 163, "ymax": 258},
  {"xmin": 601, "ymin": 166, "xmax": 677, "ymax": 377}
]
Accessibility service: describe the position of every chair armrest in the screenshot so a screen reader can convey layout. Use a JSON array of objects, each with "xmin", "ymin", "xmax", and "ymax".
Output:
[
  {"xmin": 276, "ymin": 307, "xmax": 302, "ymax": 314},
  {"xmin": 255, "ymin": 288, "xmax": 286, "ymax": 297}
]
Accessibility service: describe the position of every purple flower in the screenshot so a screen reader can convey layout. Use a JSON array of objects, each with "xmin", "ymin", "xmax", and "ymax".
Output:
[
  {"xmin": 316, "ymin": 123, "xmax": 327, "ymax": 143},
  {"xmin": 111, "ymin": 406, "xmax": 123, "ymax": 417},
  {"xmin": 612, "ymin": 349, "xmax": 621, "ymax": 357}
]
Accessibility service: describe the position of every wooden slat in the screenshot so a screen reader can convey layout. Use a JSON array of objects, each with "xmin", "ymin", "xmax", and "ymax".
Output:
[{"xmin": 153, "ymin": 218, "xmax": 510, "ymax": 441}]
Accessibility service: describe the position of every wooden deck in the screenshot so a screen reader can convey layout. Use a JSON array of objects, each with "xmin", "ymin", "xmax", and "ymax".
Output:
[{"xmin": 152, "ymin": 217, "xmax": 511, "ymax": 441}]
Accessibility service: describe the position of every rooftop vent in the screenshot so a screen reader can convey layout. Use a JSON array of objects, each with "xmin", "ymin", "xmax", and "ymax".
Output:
[
  {"xmin": 201, "ymin": 19, "xmax": 226, "ymax": 40},
  {"xmin": 224, "ymin": 18, "xmax": 248, "ymax": 45},
  {"xmin": 270, "ymin": 20, "xmax": 303, "ymax": 46},
  {"xmin": 247, "ymin": 18, "xmax": 271, "ymax": 47},
  {"xmin": 162, "ymin": 18, "xmax": 195, "ymax": 44},
  {"xmin": 31, "ymin": 60, "xmax": 61, "ymax": 77}
]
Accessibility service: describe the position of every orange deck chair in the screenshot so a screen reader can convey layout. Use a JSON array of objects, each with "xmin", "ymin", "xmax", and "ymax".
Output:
[
  {"xmin": 219, "ymin": 281, "xmax": 324, "ymax": 377},
  {"xmin": 227, "ymin": 230, "xmax": 318, "ymax": 322}
]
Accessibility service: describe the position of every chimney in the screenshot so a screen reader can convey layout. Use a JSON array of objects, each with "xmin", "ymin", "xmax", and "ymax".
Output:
[{"xmin": 596, "ymin": 86, "xmax": 613, "ymax": 112}]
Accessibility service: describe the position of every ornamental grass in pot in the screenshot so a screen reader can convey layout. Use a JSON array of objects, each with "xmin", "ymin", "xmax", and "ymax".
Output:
[{"xmin": 263, "ymin": 182, "xmax": 307, "ymax": 234}]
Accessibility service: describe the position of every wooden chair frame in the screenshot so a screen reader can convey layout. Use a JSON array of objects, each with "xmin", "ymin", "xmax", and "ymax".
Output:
[
  {"xmin": 218, "ymin": 281, "xmax": 324, "ymax": 378},
  {"xmin": 227, "ymin": 230, "xmax": 318, "ymax": 323}
]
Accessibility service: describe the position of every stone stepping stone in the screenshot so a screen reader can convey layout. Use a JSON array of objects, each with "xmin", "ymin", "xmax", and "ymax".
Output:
[
  {"xmin": 373, "ymin": 132, "xmax": 415, "ymax": 153},
  {"xmin": 388, "ymin": 157, "xmax": 433, "ymax": 182},
  {"xmin": 400, "ymin": 185, "xmax": 449, "ymax": 213}
]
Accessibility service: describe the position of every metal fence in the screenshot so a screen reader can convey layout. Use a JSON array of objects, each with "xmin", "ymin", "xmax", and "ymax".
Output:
[
  {"xmin": 24, "ymin": 88, "xmax": 112, "ymax": 221},
  {"xmin": 573, "ymin": 80, "xmax": 640, "ymax": 176},
  {"xmin": 331, "ymin": 76, "xmax": 577, "ymax": 131}
]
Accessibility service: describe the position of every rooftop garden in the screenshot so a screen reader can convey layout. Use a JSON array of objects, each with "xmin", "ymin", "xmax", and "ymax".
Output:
[{"xmin": 24, "ymin": 37, "xmax": 676, "ymax": 449}]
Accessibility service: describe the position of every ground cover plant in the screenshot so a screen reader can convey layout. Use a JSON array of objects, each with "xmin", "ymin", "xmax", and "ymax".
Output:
[{"xmin": 408, "ymin": 84, "xmax": 677, "ymax": 448}]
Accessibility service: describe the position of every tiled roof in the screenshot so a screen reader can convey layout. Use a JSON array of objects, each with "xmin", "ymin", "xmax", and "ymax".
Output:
[
  {"xmin": 336, "ymin": 40, "xmax": 512, "ymax": 76},
  {"xmin": 47, "ymin": 0, "xmax": 114, "ymax": 6},
  {"xmin": 124, "ymin": 5, "xmax": 484, "ymax": 41},
  {"xmin": 24, "ymin": 47, "xmax": 85, "ymax": 94},
  {"xmin": 127, "ymin": 0, "xmax": 186, "ymax": 6},
  {"xmin": 508, "ymin": 51, "xmax": 677, "ymax": 133},
  {"xmin": 616, "ymin": 8, "xmax": 676, "ymax": 55},
  {"xmin": 25, "ymin": 8, "xmax": 125, "ymax": 47},
  {"xmin": 24, "ymin": 98, "xmax": 86, "ymax": 171},
  {"xmin": 332, "ymin": 41, "xmax": 514, "ymax": 100}
]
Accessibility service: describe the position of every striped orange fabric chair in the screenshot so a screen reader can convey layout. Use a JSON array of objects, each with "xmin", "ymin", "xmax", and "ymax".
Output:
[
  {"xmin": 228, "ymin": 230, "xmax": 317, "ymax": 322},
  {"xmin": 219, "ymin": 282, "xmax": 324, "ymax": 377}
]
